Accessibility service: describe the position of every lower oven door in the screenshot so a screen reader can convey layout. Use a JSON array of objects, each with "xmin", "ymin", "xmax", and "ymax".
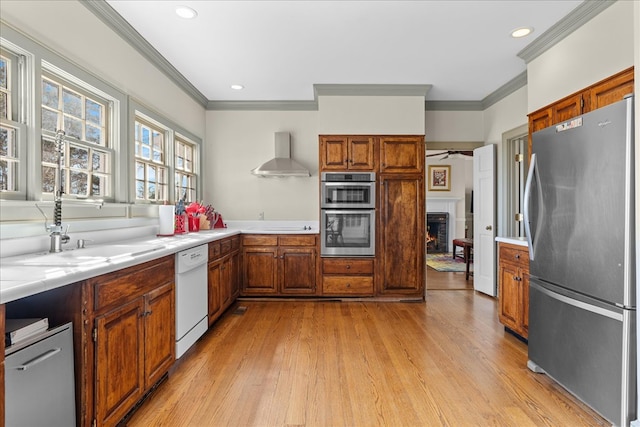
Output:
[{"xmin": 321, "ymin": 209, "xmax": 375, "ymax": 257}]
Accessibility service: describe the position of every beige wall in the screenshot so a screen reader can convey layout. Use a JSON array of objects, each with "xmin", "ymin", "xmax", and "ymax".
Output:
[
  {"xmin": 0, "ymin": 0, "xmax": 206, "ymax": 138},
  {"xmin": 527, "ymin": 0, "xmax": 635, "ymax": 112}
]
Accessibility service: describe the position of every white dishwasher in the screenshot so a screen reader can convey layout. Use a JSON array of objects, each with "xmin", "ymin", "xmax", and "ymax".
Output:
[{"xmin": 175, "ymin": 244, "xmax": 209, "ymax": 358}]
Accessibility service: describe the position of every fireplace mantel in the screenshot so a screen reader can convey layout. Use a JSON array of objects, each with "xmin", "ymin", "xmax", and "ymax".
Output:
[{"xmin": 426, "ymin": 197, "xmax": 462, "ymax": 252}]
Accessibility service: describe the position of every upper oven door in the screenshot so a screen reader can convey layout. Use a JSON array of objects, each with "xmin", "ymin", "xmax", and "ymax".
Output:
[{"xmin": 321, "ymin": 181, "xmax": 376, "ymax": 209}]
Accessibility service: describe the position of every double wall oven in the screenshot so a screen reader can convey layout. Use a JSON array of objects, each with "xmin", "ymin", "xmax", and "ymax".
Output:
[{"xmin": 321, "ymin": 172, "xmax": 375, "ymax": 257}]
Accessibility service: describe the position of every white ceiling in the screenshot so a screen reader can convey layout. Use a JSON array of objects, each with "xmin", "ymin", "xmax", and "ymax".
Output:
[{"xmin": 105, "ymin": 0, "xmax": 583, "ymax": 103}]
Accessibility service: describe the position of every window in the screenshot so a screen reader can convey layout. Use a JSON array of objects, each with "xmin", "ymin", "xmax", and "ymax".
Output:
[
  {"xmin": 505, "ymin": 132, "xmax": 528, "ymax": 237},
  {"xmin": 40, "ymin": 73, "xmax": 112, "ymax": 198},
  {"xmin": 133, "ymin": 106, "xmax": 200, "ymax": 204},
  {"xmin": 174, "ymin": 135, "xmax": 196, "ymax": 202},
  {"xmin": 135, "ymin": 117, "xmax": 168, "ymax": 202},
  {"xmin": 0, "ymin": 50, "xmax": 20, "ymax": 194}
]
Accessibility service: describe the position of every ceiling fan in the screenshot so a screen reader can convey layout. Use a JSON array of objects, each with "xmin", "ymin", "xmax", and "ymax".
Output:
[{"xmin": 426, "ymin": 150, "xmax": 474, "ymax": 159}]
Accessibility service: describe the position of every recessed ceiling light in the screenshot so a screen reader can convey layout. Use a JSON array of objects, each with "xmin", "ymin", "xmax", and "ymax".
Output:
[
  {"xmin": 231, "ymin": 84, "xmax": 244, "ymax": 90},
  {"xmin": 511, "ymin": 27, "xmax": 533, "ymax": 38},
  {"xmin": 175, "ymin": 6, "xmax": 197, "ymax": 19}
]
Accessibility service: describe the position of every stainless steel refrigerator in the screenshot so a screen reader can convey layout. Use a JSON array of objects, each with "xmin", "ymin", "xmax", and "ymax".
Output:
[{"xmin": 524, "ymin": 95, "xmax": 636, "ymax": 426}]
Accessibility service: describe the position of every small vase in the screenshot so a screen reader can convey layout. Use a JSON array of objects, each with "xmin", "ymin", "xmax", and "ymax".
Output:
[
  {"xmin": 175, "ymin": 214, "xmax": 187, "ymax": 234},
  {"xmin": 188, "ymin": 214, "xmax": 200, "ymax": 232}
]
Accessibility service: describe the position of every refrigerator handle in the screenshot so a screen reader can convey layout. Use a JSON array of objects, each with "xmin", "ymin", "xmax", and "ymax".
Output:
[{"xmin": 523, "ymin": 153, "xmax": 540, "ymax": 260}]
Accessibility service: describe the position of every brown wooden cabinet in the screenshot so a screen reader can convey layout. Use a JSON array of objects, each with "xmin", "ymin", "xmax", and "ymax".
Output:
[
  {"xmin": 528, "ymin": 67, "xmax": 634, "ymax": 155},
  {"xmin": 87, "ymin": 256, "xmax": 175, "ymax": 427},
  {"xmin": 241, "ymin": 234, "xmax": 318, "ymax": 296},
  {"xmin": 379, "ymin": 136, "xmax": 424, "ymax": 174},
  {"xmin": 208, "ymin": 236, "xmax": 241, "ymax": 325},
  {"xmin": 378, "ymin": 174, "xmax": 425, "ymax": 296},
  {"xmin": 498, "ymin": 242, "xmax": 530, "ymax": 339},
  {"xmin": 319, "ymin": 135, "xmax": 377, "ymax": 171},
  {"xmin": 321, "ymin": 258, "xmax": 374, "ymax": 296}
]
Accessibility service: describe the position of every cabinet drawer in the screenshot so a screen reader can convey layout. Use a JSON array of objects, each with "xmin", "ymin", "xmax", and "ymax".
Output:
[
  {"xmin": 220, "ymin": 238, "xmax": 232, "ymax": 256},
  {"xmin": 230, "ymin": 236, "xmax": 240, "ymax": 251},
  {"xmin": 323, "ymin": 276, "xmax": 374, "ymax": 295},
  {"xmin": 91, "ymin": 256, "xmax": 174, "ymax": 312},
  {"xmin": 209, "ymin": 241, "xmax": 221, "ymax": 259},
  {"xmin": 243, "ymin": 235, "xmax": 278, "ymax": 246},
  {"xmin": 499, "ymin": 245, "xmax": 529, "ymax": 267},
  {"xmin": 322, "ymin": 259, "xmax": 374, "ymax": 275},
  {"xmin": 278, "ymin": 235, "xmax": 317, "ymax": 246}
]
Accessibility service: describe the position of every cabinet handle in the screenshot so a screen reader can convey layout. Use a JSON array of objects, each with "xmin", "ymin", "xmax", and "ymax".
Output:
[
  {"xmin": 515, "ymin": 254, "xmax": 520, "ymax": 259},
  {"xmin": 16, "ymin": 348, "xmax": 61, "ymax": 371},
  {"xmin": 513, "ymin": 275, "xmax": 518, "ymax": 281},
  {"xmin": 346, "ymin": 265, "xmax": 351, "ymax": 269},
  {"xmin": 346, "ymin": 283, "xmax": 351, "ymax": 288}
]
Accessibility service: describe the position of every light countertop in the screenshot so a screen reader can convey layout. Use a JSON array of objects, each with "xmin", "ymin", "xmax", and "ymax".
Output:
[{"xmin": 0, "ymin": 220, "xmax": 318, "ymax": 304}]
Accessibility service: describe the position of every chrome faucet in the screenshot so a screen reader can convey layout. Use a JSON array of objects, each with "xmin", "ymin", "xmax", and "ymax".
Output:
[{"xmin": 48, "ymin": 129, "xmax": 69, "ymax": 253}]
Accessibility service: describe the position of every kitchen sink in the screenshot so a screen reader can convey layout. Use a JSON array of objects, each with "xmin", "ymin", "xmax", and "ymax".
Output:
[{"xmin": 5, "ymin": 244, "xmax": 164, "ymax": 267}]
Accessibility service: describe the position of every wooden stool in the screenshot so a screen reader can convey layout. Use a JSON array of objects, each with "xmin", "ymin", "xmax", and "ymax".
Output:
[{"xmin": 452, "ymin": 238, "xmax": 474, "ymax": 280}]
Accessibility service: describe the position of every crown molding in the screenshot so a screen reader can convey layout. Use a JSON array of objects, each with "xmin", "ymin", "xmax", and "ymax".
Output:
[
  {"xmin": 517, "ymin": 0, "xmax": 616, "ymax": 63},
  {"xmin": 482, "ymin": 70, "xmax": 528, "ymax": 109},
  {"xmin": 81, "ymin": 0, "xmax": 208, "ymax": 107},
  {"xmin": 425, "ymin": 101, "xmax": 483, "ymax": 111},
  {"xmin": 314, "ymin": 84, "xmax": 432, "ymax": 98},
  {"xmin": 207, "ymin": 100, "xmax": 318, "ymax": 111}
]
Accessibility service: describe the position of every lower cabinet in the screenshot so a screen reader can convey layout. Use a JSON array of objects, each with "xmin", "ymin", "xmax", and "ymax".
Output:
[
  {"xmin": 241, "ymin": 234, "xmax": 318, "ymax": 296},
  {"xmin": 87, "ymin": 256, "xmax": 175, "ymax": 427},
  {"xmin": 208, "ymin": 236, "xmax": 241, "ymax": 325},
  {"xmin": 498, "ymin": 242, "xmax": 530, "ymax": 339},
  {"xmin": 321, "ymin": 258, "xmax": 374, "ymax": 296}
]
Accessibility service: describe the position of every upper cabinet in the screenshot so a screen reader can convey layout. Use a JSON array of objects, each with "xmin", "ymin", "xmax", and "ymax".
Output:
[
  {"xmin": 528, "ymin": 67, "xmax": 634, "ymax": 155},
  {"xmin": 319, "ymin": 136, "xmax": 377, "ymax": 171},
  {"xmin": 379, "ymin": 136, "xmax": 424, "ymax": 174}
]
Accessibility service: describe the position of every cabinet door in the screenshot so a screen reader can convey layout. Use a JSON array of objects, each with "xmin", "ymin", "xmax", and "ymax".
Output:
[
  {"xmin": 379, "ymin": 136, "xmax": 423, "ymax": 174},
  {"xmin": 230, "ymin": 251, "xmax": 241, "ymax": 299},
  {"xmin": 220, "ymin": 256, "xmax": 232, "ymax": 307},
  {"xmin": 144, "ymin": 282, "xmax": 175, "ymax": 388},
  {"xmin": 242, "ymin": 247, "xmax": 278, "ymax": 294},
  {"xmin": 588, "ymin": 67, "xmax": 634, "ymax": 112},
  {"xmin": 552, "ymin": 94, "xmax": 583, "ymax": 124},
  {"xmin": 95, "ymin": 298, "xmax": 145, "ymax": 427},
  {"xmin": 208, "ymin": 260, "xmax": 222, "ymax": 325},
  {"xmin": 279, "ymin": 247, "xmax": 317, "ymax": 294},
  {"xmin": 319, "ymin": 136, "xmax": 348, "ymax": 170},
  {"xmin": 348, "ymin": 137, "xmax": 376, "ymax": 170},
  {"xmin": 378, "ymin": 175, "xmax": 425, "ymax": 294},
  {"xmin": 498, "ymin": 262, "xmax": 521, "ymax": 333}
]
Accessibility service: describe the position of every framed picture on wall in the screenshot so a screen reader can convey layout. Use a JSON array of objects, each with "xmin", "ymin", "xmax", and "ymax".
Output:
[{"xmin": 428, "ymin": 165, "xmax": 451, "ymax": 191}]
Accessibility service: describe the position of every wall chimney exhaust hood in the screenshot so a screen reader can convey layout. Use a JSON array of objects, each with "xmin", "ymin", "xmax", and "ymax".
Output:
[{"xmin": 251, "ymin": 132, "xmax": 310, "ymax": 177}]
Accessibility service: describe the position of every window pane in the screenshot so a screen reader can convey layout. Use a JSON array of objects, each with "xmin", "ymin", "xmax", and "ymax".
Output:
[
  {"xmin": 136, "ymin": 161, "xmax": 144, "ymax": 180},
  {"xmin": 62, "ymin": 88, "xmax": 82, "ymax": 118},
  {"xmin": 142, "ymin": 127, "xmax": 150, "ymax": 145},
  {"xmin": 0, "ymin": 57, "xmax": 7, "ymax": 89},
  {"xmin": 41, "ymin": 138, "xmax": 57, "ymax": 164},
  {"xmin": 141, "ymin": 145, "xmax": 150, "ymax": 159},
  {"xmin": 69, "ymin": 170, "xmax": 88, "ymax": 196},
  {"xmin": 42, "ymin": 80, "xmax": 59, "ymax": 109},
  {"xmin": 92, "ymin": 151, "xmax": 107, "ymax": 173},
  {"xmin": 69, "ymin": 145, "xmax": 88, "ymax": 169},
  {"xmin": 85, "ymin": 99, "xmax": 102, "ymax": 125},
  {"xmin": 64, "ymin": 116, "xmax": 82, "ymax": 139},
  {"xmin": 42, "ymin": 165, "xmax": 56, "ymax": 193},
  {"xmin": 0, "ymin": 92, "xmax": 6, "ymax": 120},
  {"xmin": 136, "ymin": 180, "xmax": 144, "ymax": 199},
  {"xmin": 41, "ymin": 108, "xmax": 59, "ymax": 132},
  {"xmin": 0, "ymin": 159, "xmax": 17, "ymax": 191},
  {"xmin": 92, "ymin": 174, "xmax": 106, "ymax": 196},
  {"xmin": 0, "ymin": 127, "xmax": 16, "ymax": 157},
  {"xmin": 148, "ymin": 182, "xmax": 156, "ymax": 200},
  {"xmin": 86, "ymin": 124, "xmax": 101, "ymax": 145},
  {"xmin": 148, "ymin": 165, "xmax": 156, "ymax": 182}
]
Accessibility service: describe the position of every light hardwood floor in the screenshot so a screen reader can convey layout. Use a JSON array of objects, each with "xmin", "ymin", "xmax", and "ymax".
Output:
[{"xmin": 126, "ymin": 272, "xmax": 607, "ymax": 427}]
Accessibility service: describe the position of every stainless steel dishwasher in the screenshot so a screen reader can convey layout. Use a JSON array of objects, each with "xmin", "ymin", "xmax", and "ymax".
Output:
[{"xmin": 5, "ymin": 322, "xmax": 75, "ymax": 427}]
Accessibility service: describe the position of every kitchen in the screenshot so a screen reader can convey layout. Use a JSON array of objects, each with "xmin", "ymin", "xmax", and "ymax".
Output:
[{"xmin": 0, "ymin": 1, "xmax": 639, "ymax": 426}]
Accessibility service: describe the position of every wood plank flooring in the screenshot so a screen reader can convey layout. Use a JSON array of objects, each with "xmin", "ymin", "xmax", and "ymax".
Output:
[{"xmin": 126, "ymin": 273, "xmax": 607, "ymax": 426}]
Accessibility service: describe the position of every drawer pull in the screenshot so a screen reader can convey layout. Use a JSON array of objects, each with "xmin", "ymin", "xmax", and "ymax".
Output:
[
  {"xmin": 347, "ymin": 283, "xmax": 351, "ymax": 288},
  {"xmin": 16, "ymin": 348, "xmax": 61, "ymax": 371},
  {"xmin": 346, "ymin": 265, "xmax": 351, "ymax": 269},
  {"xmin": 515, "ymin": 254, "xmax": 520, "ymax": 259}
]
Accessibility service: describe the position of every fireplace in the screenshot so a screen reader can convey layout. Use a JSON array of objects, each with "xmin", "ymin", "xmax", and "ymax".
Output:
[{"xmin": 427, "ymin": 212, "xmax": 448, "ymax": 253}]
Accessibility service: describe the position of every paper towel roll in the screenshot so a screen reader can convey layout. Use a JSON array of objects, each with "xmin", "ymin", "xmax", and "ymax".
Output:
[{"xmin": 158, "ymin": 205, "xmax": 175, "ymax": 236}]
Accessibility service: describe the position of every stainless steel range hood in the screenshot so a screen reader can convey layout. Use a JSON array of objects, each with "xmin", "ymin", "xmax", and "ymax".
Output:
[{"xmin": 251, "ymin": 132, "xmax": 310, "ymax": 177}]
